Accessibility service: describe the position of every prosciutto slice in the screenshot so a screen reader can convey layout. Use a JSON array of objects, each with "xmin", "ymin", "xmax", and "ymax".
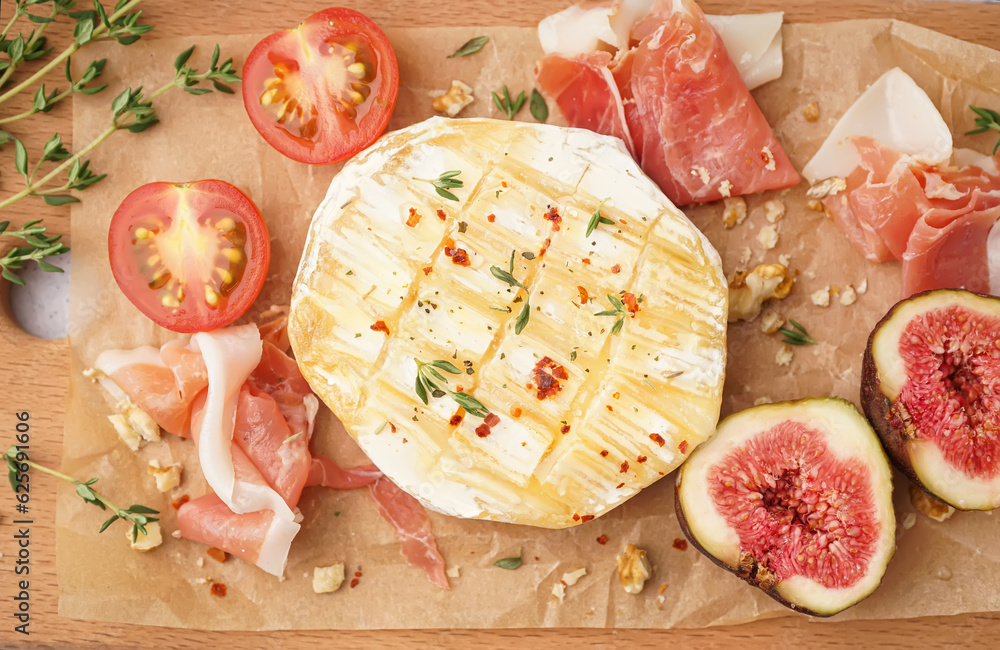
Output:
[
  {"xmin": 535, "ymin": 0, "xmax": 799, "ymax": 206},
  {"xmin": 369, "ymin": 477, "xmax": 450, "ymax": 589}
]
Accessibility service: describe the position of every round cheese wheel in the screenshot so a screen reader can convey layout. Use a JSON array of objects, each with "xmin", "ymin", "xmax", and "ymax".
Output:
[{"xmin": 289, "ymin": 117, "xmax": 727, "ymax": 528}]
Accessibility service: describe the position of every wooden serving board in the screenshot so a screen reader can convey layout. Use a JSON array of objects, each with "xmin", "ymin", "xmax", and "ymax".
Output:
[{"xmin": 2, "ymin": 1, "xmax": 1000, "ymax": 647}]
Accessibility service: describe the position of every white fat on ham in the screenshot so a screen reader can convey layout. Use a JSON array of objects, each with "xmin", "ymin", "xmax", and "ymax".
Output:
[
  {"xmin": 538, "ymin": 1, "xmax": 783, "ymax": 90},
  {"xmin": 91, "ymin": 346, "xmax": 163, "ymax": 404},
  {"xmin": 954, "ymin": 147, "xmax": 1000, "ymax": 176},
  {"xmin": 803, "ymin": 67, "xmax": 952, "ymax": 183},
  {"xmin": 190, "ymin": 325, "xmax": 294, "ymax": 521},
  {"xmin": 257, "ymin": 515, "xmax": 301, "ymax": 577}
]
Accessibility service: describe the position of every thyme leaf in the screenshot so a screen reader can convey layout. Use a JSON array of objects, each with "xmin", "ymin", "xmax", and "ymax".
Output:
[
  {"xmin": 414, "ymin": 358, "xmax": 490, "ymax": 417},
  {"xmin": 414, "ymin": 170, "xmax": 464, "ymax": 202},
  {"xmin": 967, "ymin": 105, "xmax": 1000, "ymax": 155},
  {"xmin": 586, "ymin": 199, "xmax": 613, "ymax": 237},
  {"xmin": 529, "ymin": 89, "xmax": 548, "ymax": 122},
  {"xmin": 492, "ymin": 85, "xmax": 526, "ymax": 120},
  {"xmin": 779, "ymin": 319, "xmax": 817, "ymax": 346},
  {"xmin": 494, "ymin": 547, "xmax": 523, "ymax": 570},
  {"xmin": 447, "ymin": 35, "xmax": 489, "ymax": 58}
]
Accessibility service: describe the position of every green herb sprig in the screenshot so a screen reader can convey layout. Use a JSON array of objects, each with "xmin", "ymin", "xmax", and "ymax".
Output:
[
  {"xmin": 494, "ymin": 547, "xmax": 523, "ymax": 570},
  {"xmin": 490, "ymin": 250, "xmax": 531, "ymax": 334},
  {"xmin": 414, "ymin": 170, "xmax": 464, "ymax": 202},
  {"xmin": 4, "ymin": 445, "xmax": 159, "ymax": 543},
  {"xmin": 966, "ymin": 105, "xmax": 1000, "ymax": 155},
  {"xmin": 779, "ymin": 319, "xmax": 817, "ymax": 346},
  {"xmin": 492, "ymin": 85, "xmax": 526, "ymax": 120},
  {"xmin": 595, "ymin": 293, "xmax": 630, "ymax": 335},
  {"xmin": 0, "ymin": 220, "xmax": 69, "ymax": 285},
  {"xmin": 414, "ymin": 358, "xmax": 490, "ymax": 418},
  {"xmin": 447, "ymin": 35, "xmax": 489, "ymax": 58},
  {"xmin": 586, "ymin": 199, "xmax": 614, "ymax": 237},
  {"xmin": 529, "ymin": 89, "xmax": 548, "ymax": 123}
]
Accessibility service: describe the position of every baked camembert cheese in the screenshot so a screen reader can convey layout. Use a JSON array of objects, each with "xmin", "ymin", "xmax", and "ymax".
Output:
[{"xmin": 289, "ymin": 117, "xmax": 727, "ymax": 528}]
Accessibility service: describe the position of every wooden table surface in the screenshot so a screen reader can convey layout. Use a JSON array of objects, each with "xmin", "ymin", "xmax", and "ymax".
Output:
[{"xmin": 2, "ymin": 0, "xmax": 1000, "ymax": 647}]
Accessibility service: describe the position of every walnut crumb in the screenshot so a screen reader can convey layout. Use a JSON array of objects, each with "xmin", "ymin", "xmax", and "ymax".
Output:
[
  {"xmin": 126, "ymin": 521, "xmax": 162, "ymax": 551},
  {"xmin": 811, "ymin": 287, "xmax": 831, "ymax": 307},
  {"xmin": 840, "ymin": 285, "xmax": 858, "ymax": 306},
  {"xmin": 446, "ymin": 565, "xmax": 461, "ymax": 579},
  {"xmin": 312, "ymin": 563, "xmax": 346, "ymax": 594},
  {"xmin": 722, "ymin": 197, "xmax": 747, "ymax": 229},
  {"xmin": 807, "ymin": 177, "xmax": 847, "ymax": 200},
  {"xmin": 910, "ymin": 485, "xmax": 955, "ymax": 522},
  {"xmin": 902, "ymin": 512, "xmax": 917, "ymax": 530},
  {"xmin": 738, "ymin": 247, "xmax": 752, "ymax": 266},
  {"xmin": 763, "ymin": 200, "xmax": 785, "ymax": 224},
  {"xmin": 719, "ymin": 180, "xmax": 733, "ymax": 197},
  {"xmin": 431, "ymin": 80, "xmax": 474, "ymax": 117},
  {"xmin": 616, "ymin": 544, "xmax": 652, "ymax": 595},
  {"xmin": 803, "ymin": 101, "xmax": 820, "ymax": 122},
  {"xmin": 761, "ymin": 146, "xmax": 776, "ymax": 171},
  {"xmin": 147, "ymin": 459, "xmax": 182, "ymax": 493},
  {"xmin": 775, "ymin": 345, "xmax": 793, "ymax": 366},
  {"xmin": 806, "ymin": 199, "xmax": 826, "ymax": 213},
  {"xmin": 778, "ymin": 254, "xmax": 791, "ymax": 267},
  {"xmin": 757, "ymin": 225, "xmax": 779, "ymax": 250},
  {"xmin": 552, "ymin": 567, "xmax": 587, "ymax": 604},
  {"xmin": 857, "ymin": 279, "xmax": 868, "ymax": 294},
  {"xmin": 728, "ymin": 264, "xmax": 793, "ymax": 323},
  {"xmin": 760, "ymin": 311, "xmax": 784, "ymax": 335},
  {"xmin": 754, "ymin": 396, "xmax": 773, "ymax": 406}
]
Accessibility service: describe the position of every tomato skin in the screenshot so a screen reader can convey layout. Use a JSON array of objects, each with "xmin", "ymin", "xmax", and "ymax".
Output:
[
  {"xmin": 242, "ymin": 7, "xmax": 399, "ymax": 164},
  {"xmin": 108, "ymin": 180, "xmax": 270, "ymax": 333}
]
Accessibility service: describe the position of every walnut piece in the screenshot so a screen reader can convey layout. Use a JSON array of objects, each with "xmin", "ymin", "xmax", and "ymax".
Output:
[
  {"xmin": 806, "ymin": 177, "xmax": 847, "ymax": 200},
  {"xmin": 616, "ymin": 544, "xmax": 651, "ymax": 595},
  {"xmin": 757, "ymin": 225, "xmax": 778, "ymax": 250},
  {"xmin": 909, "ymin": 485, "xmax": 955, "ymax": 523},
  {"xmin": 312, "ymin": 563, "xmax": 346, "ymax": 593},
  {"xmin": 722, "ymin": 197, "xmax": 747, "ymax": 229},
  {"xmin": 126, "ymin": 521, "xmax": 162, "ymax": 551},
  {"xmin": 728, "ymin": 264, "xmax": 793, "ymax": 323},
  {"xmin": 775, "ymin": 345, "xmax": 793, "ymax": 366},
  {"xmin": 432, "ymin": 80, "xmax": 475, "ymax": 117},
  {"xmin": 107, "ymin": 401, "xmax": 161, "ymax": 452},
  {"xmin": 760, "ymin": 311, "xmax": 784, "ymax": 335},
  {"xmin": 803, "ymin": 101, "xmax": 820, "ymax": 122},
  {"xmin": 147, "ymin": 459, "xmax": 182, "ymax": 492},
  {"xmin": 552, "ymin": 567, "xmax": 588, "ymax": 603},
  {"xmin": 754, "ymin": 396, "xmax": 773, "ymax": 406},
  {"xmin": 811, "ymin": 286, "xmax": 831, "ymax": 307},
  {"xmin": 763, "ymin": 199, "xmax": 785, "ymax": 224},
  {"xmin": 839, "ymin": 285, "xmax": 858, "ymax": 306},
  {"xmin": 806, "ymin": 199, "xmax": 826, "ymax": 213}
]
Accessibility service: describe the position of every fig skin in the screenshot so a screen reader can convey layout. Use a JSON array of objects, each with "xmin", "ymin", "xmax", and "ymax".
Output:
[
  {"xmin": 673, "ymin": 480, "xmax": 835, "ymax": 618},
  {"xmin": 860, "ymin": 288, "xmax": 995, "ymax": 510}
]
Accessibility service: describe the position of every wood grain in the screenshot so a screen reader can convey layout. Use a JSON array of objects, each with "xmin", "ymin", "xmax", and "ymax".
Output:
[{"xmin": 1, "ymin": 0, "xmax": 1000, "ymax": 647}]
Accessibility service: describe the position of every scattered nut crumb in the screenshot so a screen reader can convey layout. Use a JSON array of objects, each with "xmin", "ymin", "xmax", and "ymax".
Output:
[
  {"xmin": 616, "ymin": 544, "xmax": 652, "ymax": 595},
  {"xmin": 728, "ymin": 264, "xmax": 794, "ymax": 322},
  {"xmin": 761, "ymin": 146, "xmax": 776, "ymax": 171},
  {"xmin": 910, "ymin": 485, "xmax": 955, "ymax": 522},
  {"xmin": 811, "ymin": 286, "xmax": 831, "ymax": 307},
  {"xmin": 656, "ymin": 594, "xmax": 666, "ymax": 610},
  {"xmin": 431, "ymin": 80, "xmax": 474, "ymax": 117},
  {"xmin": 778, "ymin": 254, "xmax": 791, "ymax": 267},
  {"xmin": 757, "ymin": 225, "xmax": 778, "ymax": 250},
  {"xmin": 722, "ymin": 197, "xmax": 747, "ymax": 229},
  {"xmin": 775, "ymin": 345, "xmax": 793, "ymax": 366},
  {"xmin": 754, "ymin": 396, "xmax": 773, "ymax": 406},
  {"xmin": 171, "ymin": 529, "xmax": 182, "ymax": 539},
  {"xmin": 719, "ymin": 180, "xmax": 733, "ymax": 198},
  {"xmin": 738, "ymin": 247, "xmax": 752, "ymax": 266},
  {"xmin": 902, "ymin": 512, "xmax": 917, "ymax": 530},
  {"xmin": 806, "ymin": 199, "xmax": 826, "ymax": 213},
  {"xmin": 803, "ymin": 101, "xmax": 820, "ymax": 122},
  {"xmin": 126, "ymin": 521, "xmax": 162, "ymax": 551},
  {"xmin": 857, "ymin": 279, "xmax": 868, "ymax": 294},
  {"xmin": 552, "ymin": 567, "xmax": 587, "ymax": 604},
  {"xmin": 446, "ymin": 565, "xmax": 461, "ymax": 579},
  {"xmin": 691, "ymin": 165, "xmax": 710, "ymax": 184},
  {"xmin": 312, "ymin": 563, "xmax": 346, "ymax": 594},
  {"xmin": 763, "ymin": 199, "xmax": 785, "ymax": 223},
  {"xmin": 147, "ymin": 459, "xmax": 182, "ymax": 492},
  {"xmin": 107, "ymin": 402, "xmax": 161, "ymax": 452},
  {"xmin": 197, "ymin": 557, "xmax": 204, "ymax": 568},
  {"xmin": 807, "ymin": 177, "xmax": 847, "ymax": 200},
  {"xmin": 840, "ymin": 285, "xmax": 858, "ymax": 306},
  {"xmin": 760, "ymin": 311, "xmax": 784, "ymax": 335}
]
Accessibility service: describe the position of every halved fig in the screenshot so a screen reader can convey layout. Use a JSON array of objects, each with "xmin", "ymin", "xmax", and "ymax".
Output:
[
  {"xmin": 675, "ymin": 398, "xmax": 895, "ymax": 616},
  {"xmin": 862, "ymin": 288, "xmax": 1000, "ymax": 510}
]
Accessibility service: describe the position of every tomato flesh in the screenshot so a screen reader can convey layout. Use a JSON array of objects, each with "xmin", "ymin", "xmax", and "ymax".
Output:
[
  {"xmin": 243, "ymin": 8, "xmax": 399, "ymax": 164},
  {"xmin": 109, "ymin": 180, "xmax": 270, "ymax": 333}
]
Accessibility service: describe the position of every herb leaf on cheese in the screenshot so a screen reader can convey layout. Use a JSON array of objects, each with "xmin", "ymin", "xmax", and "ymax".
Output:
[
  {"xmin": 414, "ymin": 358, "xmax": 490, "ymax": 417},
  {"xmin": 490, "ymin": 250, "xmax": 532, "ymax": 334},
  {"xmin": 586, "ymin": 199, "xmax": 614, "ymax": 237},
  {"xmin": 596, "ymin": 293, "xmax": 629, "ymax": 335},
  {"xmin": 414, "ymin": 170, "xmax": 464, "ymax": 202}
]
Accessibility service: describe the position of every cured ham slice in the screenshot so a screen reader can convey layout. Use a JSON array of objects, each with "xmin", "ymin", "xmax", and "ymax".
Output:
[
  {"xmin": 369, "ymin": 477, "xmax": 450, "ymax": 589},
  {"xmin": 176, "ymin": 494, "xmax": 300, "ymax": 577},
  {"xmin": 307, "ymin": 456, "xmax": 382, "ymax": 489},
  {"xmin": 535, "ymin": 0, "xmax": 799, "ymax": 206}
]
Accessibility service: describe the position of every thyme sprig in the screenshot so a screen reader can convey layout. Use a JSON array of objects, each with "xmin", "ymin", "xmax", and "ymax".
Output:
[
  {"xmin": 779, "ymin": 319, "xmax": 817, "ymax": 346},
  {"xmin": 4, "ymin": 445, "xmax": 159, "ymax": 543},
  {"xmin": 490, "ymin": 249, "xmax": 531, "ymax": 334},
  {"xmin": 492, "ymin": 85, "xmax": 526, "ymax": 120},
  {"xmin": 414, "ymin": 358, "xmax": 490, "ymax": 418},
  {"xmin": 0, "ymin": 58, "xmax": 108, "ymax": 126},
  {"xmin": 414, "ymin": 170, "xmax": 464, "ymax": 202},
  {"xmin": 0, "ymin": 220, "xmax": 69, "ymax": 285},
  {"xmin": 966, "ymin": 105, "xmax": 1000, "ymax": 155},
  {"xmin": 595, "ymin": 293, "xmax": 629, "ymax": 335},
  {"xmin": 586, "ymin": 199, "xmax": 614, "ymax": 237}
]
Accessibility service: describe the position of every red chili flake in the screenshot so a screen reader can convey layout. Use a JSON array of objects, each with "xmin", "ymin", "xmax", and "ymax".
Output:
[
  {"xmin": 456, "ymin": 385, "xmax": 464, "ymax": 392},
  {"xmin": 673, "ymin": 538, "xmax": 688, "ymax": 551},
  {"xmin": 560, "ymin": 424, "xmax": 571, "ymax": 434},
  {"xmin": 650, "ymin": 433, "xmax": 665, "ymax": 447},
  {"xmin": 582, "ymin": 258, "xmax": 591, "ymax": 265},
  {"xmin": 355, "ymin": 571, "xmax": 362, "ymax": 577},
  {"xmin": 572, "ymin": 513, "xmax": 581, "ymax": 522},
  {"xmin": 207, "ymin": 547, "xmax": 228, "ymax": 564},
  {"xmin": 443, "ymin": 239, "xmax": 471, "ymax": 267},
  {"xmin": 620, "ymin": 460, "xmax": 629, "ymax": 473},
  {"xmin": 596, "ymin": 534, "xmax": 609, "ymax": 545},
  {"xmin": 422, "ymin": 265, "xmax": 433, "ymax": 275},
  {"xmin": 534, "ymin": 556, "xmax": 540, "ymax": 561},
  {"xmin": 659, "ymin": 584, "xmax": 668, "ymax": 595},
  {"xmin": 531, "ymin": 356, "xmax": 568, "ymax": 400},
  {"xmin": 510, "ymin": 407, "xmax": 523, "ymax": 418},
  {"xmin": 487, "ymin": 213, "xmax": 496, "ymax": 223},
  {"xmin": 350, "ymin": 578, "xmax": 360, "ymax": 588},
  {"xmin": 449, "ymin": 413, "xmax": 464, "ymax": 426},
  {"xmin": 616, "ymin": 482, "xmax": 625, "ymax": 489},
  {"xmin": 611, "ymin": 264, "xmax": 621, "ymax": 274},
  {"xmin": 678, "ymin": 440, "xmax": 689, "ymax": 454},
  {"xmin": 402, "ymin": 438, "xmax": 408, "ymax": 443},
  {"xmin": 485, "ymin": 413, "xmax": 500, "ymax": 426},
  {"xmin": 501, "ymin": 181, "xmax": 508, "ymax": 188},
  {"xmin": 370, "ymin": 320, "xmax": 390, "ymax": 335},
  {"xmin": 600, "ymin": 450, "xmax": 609, "ymax": 457},
  {"xmin": 636, "ymin": 455, "xmax": 647, "ymax": 464},
  {"xmin": 436, "ymin": 209, "xmax": 447, "ymax": 221},
  {"xmin": 538, "ymin": 237, "xmax": 552, "ymax": 257},
  {"xmin": 390, "ymin": 423, "xmax": 397, "ymax": 433},
  {"xmin": 606, "ymin": 404, "xmax": 614, "ymax": 412},
  {"xmin": 577, "ymin": 285, "xmax": 589, "ymax": 305},
  {"xmin": 476, "ymin": 413, "xmax": 501, "ymax": 438},
  {"xmin": 619, "ymin": 219, "xmax": 628, "ymax": 225},
  {"xmin": 612, "ymin": 391, "xmax": 620, "ymax": 400},
  {"xmin": 543, "ymin": 207, "xmax": 562, "ymax": 231},
  {"xmin": 210, "ymin": 583, "xmax": 227, "ymax": 598},
  {"xmin": 171, "ymin": 494, "xmax": 190, "ymax": 510},
  {"xmin": 405, "ymin": 207, "xmax": 422, "ymax": 227},
  {"xmin": 621, "ymin": 292, "xmax": 640, "ymax": 316},
  {"xmin": 520, "ymin": 441, "xmax": 526, "ymax": 447},
  {"xmin": 581, "ymin": 514, "xmax": 595, "ymax": 523}
]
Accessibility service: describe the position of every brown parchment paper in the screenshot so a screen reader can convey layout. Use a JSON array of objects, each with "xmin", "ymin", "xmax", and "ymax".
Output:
[{"xmin": 60, "ymin": 20, "xmax": 1000, "ymax": 630}]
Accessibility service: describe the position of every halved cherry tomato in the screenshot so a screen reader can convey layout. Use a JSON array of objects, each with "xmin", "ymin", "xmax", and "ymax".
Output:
[
  {"xmin": 108, "ymin": 180, "xmax": 270, "ymax": 333},
  {"xmin": 242, "ymin": 7, "xmax": 399, "ymax": 164}
]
